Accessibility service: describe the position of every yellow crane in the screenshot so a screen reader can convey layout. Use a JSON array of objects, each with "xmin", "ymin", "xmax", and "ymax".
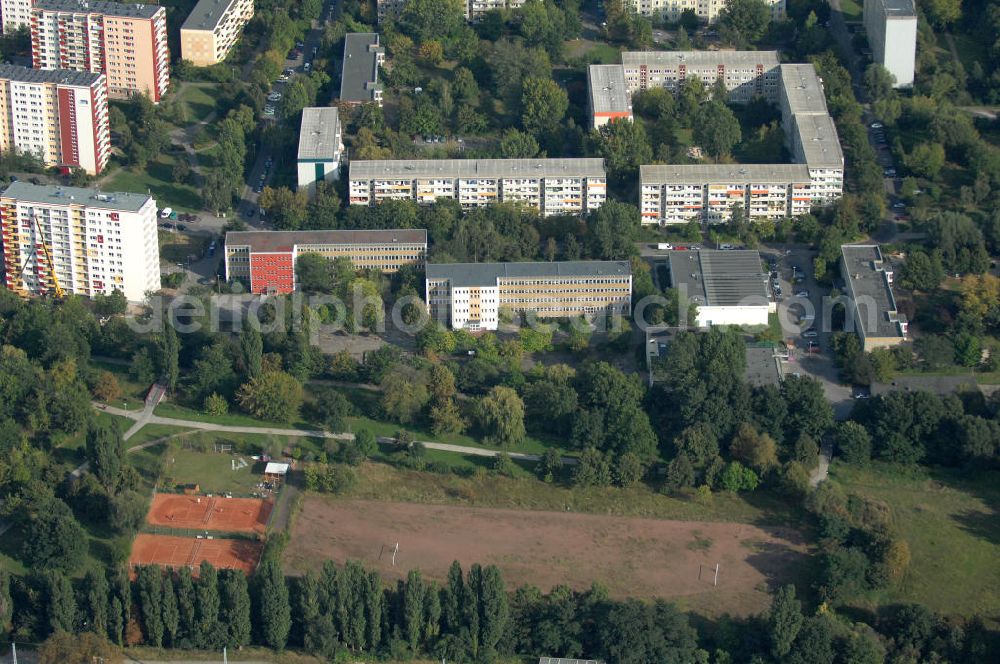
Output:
[{"xmin": 12, "ymin": 211, "xmax": 64, "ymax": 298}]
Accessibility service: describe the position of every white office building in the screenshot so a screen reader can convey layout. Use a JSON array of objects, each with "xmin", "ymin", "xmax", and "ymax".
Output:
[
  {"xmin": 297, "ymin": 107, "xmax": 343, "ymax": 194},
  {"xmin": 0, "ymin": 182, "xmax": 160, "ymax": 301},
  {"xmin": 863, "ymin": 0, "xmax": 917, "ymax": 88},
  {"xmin": 349, "ymin": 158, "xmax": 607, "ymax": 216}
]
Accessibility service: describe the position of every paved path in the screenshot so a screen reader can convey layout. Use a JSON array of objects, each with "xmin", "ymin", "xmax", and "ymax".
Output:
[
  {"xmin": 95, "ymin": 403, "xmax": 570, "ymax": 465},
  {"xmin": 810, "ymin": 441, "xmax": 833, "ymax": 487}
]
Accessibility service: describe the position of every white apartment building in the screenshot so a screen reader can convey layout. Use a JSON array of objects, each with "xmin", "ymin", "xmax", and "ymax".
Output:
[
  {"xmin": 0, "ymin": 182, "xmax": 159, "ymax": 301},
  {"xmin": 0, "ymin": 65, "xmax": 110, "ymax": 175},
  {"xmin": 349, "ymin": 159, "xmax": 607, "ymax": 216},
  {"xmin": 376, "ymin": 0, "xmax": 525, "ymax": 22},
  {"xmin": 426, "ymin": 260, "xmax": 632, "ymax": 331},
  {"xmin": 297, "ymin": 107, "xmax": 343, "ymax": 194},
  {"xmin": 608, "ymin": 53, "xmax": 844, "ymax": 225},
  {"xmin": 625, "ymin": 0, "xmax": 784, "ymax": 22},
  {"xmin": 31, "ymin": 0, "xmax": 170, "ymax": 102},
  {"xmin": 863, "ymin": 0, "xmax": 917, "ymax": 88},
  {"xmin": 1, "ymin": 0, "xmax": 33, "ymax": 33}
]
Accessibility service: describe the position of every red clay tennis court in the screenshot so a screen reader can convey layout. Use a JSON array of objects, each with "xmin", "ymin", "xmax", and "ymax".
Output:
[
  {"xmin": 129, "ymin": 534, "xmax": 263, "ymax": 575},
  {"xmin": 146, "ymin": 494, "xmax": 272, "ymax": 534}
]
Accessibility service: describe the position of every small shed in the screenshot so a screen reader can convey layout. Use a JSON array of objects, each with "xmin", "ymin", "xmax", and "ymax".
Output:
[{"xmin": 263, "ymin": 462, "xmax": 290, "ymax": 485}]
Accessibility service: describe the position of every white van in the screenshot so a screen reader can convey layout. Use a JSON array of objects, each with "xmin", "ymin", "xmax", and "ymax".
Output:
[{"xmin": 159, "ymin": 207, "xmax": 173, "ymax": 219}]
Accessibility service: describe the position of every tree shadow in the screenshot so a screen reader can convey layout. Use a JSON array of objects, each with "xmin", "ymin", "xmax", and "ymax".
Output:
[{"xmin": 929, "ymin": 467, "xmax": 1000, "ymax": 548}]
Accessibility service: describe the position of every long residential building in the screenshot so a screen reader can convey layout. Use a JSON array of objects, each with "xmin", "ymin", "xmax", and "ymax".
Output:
[
  {"xmin": 297, "ymin": 107, "xmax": 343, "ymax": 193},
  {"xmin": 624, "ymin": 0, "xmax": 784, "ymax": 22},
  {"xmin": 30, "ymin": 0, "xmax": 169, "ymax": 102},
  {"xmin": 376, "ymin": 0, "xmax": 525, "ymax": 22},
  {"xmin": 180, "ymin": 0, "xmax": 254, "ymax": 66},
  {"xmin": 224, "ymin": 229, "xmax": 427, "ymax": 294},
  {"xmin": 340, "ymin": 33, "xmax": 384, "ymax": 106},
  {"xmin": 840, "ymin": 244, "xmax": 907, "ymax": 351},
  {"xmin": 426, "ymin": 260, "xmax": 632, "ymax": 331},
  {"xmin": 0, "ymin": 182, "xmax": 159, "ymax": 301},
  {"xmin": 349, "ymin": 158, "xmax": 607, "ymax": 216},
  {"xmin": 608, "ymin": 52, "xmax": 843, "ymax": 224},
  {"xmin": 1, "ymin": 0, "xmax": 33, "ymax": 33},
  {"xmin": 863, "ymin": 0, "xmax": 916, "ymax": 88},
  {"xmin": 0, "ymin": 65, "xmax": 110, "ymax": 175}
]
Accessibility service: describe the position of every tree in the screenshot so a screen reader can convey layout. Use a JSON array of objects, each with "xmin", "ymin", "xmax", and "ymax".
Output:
[
  {"xmin": 587, "ymin": 199, "xmax": 641, "ymax": 260},
  {"xmin": 768, "ymin": 584, "xmax": 803, "ymax": 659},
  {"xmin": 38, "ymin": 632, "xmax": 121, "ymax": 664},
  {"xmin": 906, "ymin": 142, "xmax": 946, "ymax": 179},
  {"xmin": 781, "ymin": 376, "xmax": 833, "ymax": 441},
  {"xmin": 717, "ymin": 0, "xmax": 772, "ymax": 48},
  {"xmin": 220, "ymin": 570, "xmax": 252, "ymax": 648},
  {"xmin": 729, "ymin": 423, "xmax": 778, "ymax": 473},
  {"xmin": 354, "ymin": 428, "xmax": 378, "ymax": 459},
  {"xmin": 381, "ymin": 367, "xmax": 430, "ymax": 424},
  {"xmin": 921, "ymin": 0, "xmax": 961, "ymax": 26},
  {"xmin": 24, "ymin": 506, "xmax": 87, "ymax": 572},
  {"xmin": 0, "ymin": 568, "xmax": 13, "ymax": 632},
  {"xmin": 500, "ymin": 128, "xmax": 540, "ymax": 158},
  {"xmin": 477, "ymin": 386, "xmax": 526, "ymax": 447},
  {"xmin": 573, "ymin": 447, "xmax": 613, "ymax": 487},
  {"xmin": 863, "ymin": 64, "xmax": 896, "ymax": 101},
  {"xmin": 899, "ymin": 251, "xmax": 944, "ymax": 292},
  {"xmin": 296, "ymin": 254, "xmax": 335, "ymax": 292},
  {"xmin": 719, "ymin": 461, "xmax": 760, "ymax": 492},
  {"xmin": 160, "ymin": 326, "xmax": 180, "ymax": 392},
  {"xmin": 254, "ymin": 560, "xmax": 291, "ymax": 649},
  {"xmin": 400, "ymin": 0, "xmax": 466, "ymax": 41},
  {"xmin": 136, "ymin": 565, "xmax": 164, "ymax": 646},
  {"xmin": 92, "ymin": 371, "xmax": 122, "ymax": 402},
  {"xmin": 694, "ymin": 101, "xmax": 741, "ymax": 158},
  {"xmin": 430, "ymin": 399, "xmax": 467, "ymax": 435},
  {"xmin": 175, "ymin": 567, "xmax": 197, "ymax": 646},
  {"xmin": 204, "ymin": 393, "xmax": 229, "ymax": 416},
  {"xmin": 520, "ymin": 77, "xmax": 568, "ymax": 136},
  {"xmin": 834, "ymin": 421, "xmax": 872, "ymax": 466},
  {"xmin": 237, "ymin": 371, "xmax": 304, "ymax": 422},
  {"xmin": 86, "ymin": 419, "xmax": 126, "ymax": 494},
  {"xmin": 45, "ymin": 570, "xmax": 76, "ymax": 634},
  {"xmin": 258, "ymin": 187, "xmax": 309, "ymax": 230},
  {"xmin": 161, "ymin": 574, "xmax": 179, "ymax": 647},
  {"xmin": 595, "ymin": 119, "xmax": 653, "ymax": 182},
  {"xmin": 403, "ymin": 569, "xmax": 426, "ymax": 650}
]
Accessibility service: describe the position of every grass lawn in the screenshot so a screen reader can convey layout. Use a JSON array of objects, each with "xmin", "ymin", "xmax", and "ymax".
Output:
[
  {"xmin": 154, "ymin": 400, "xmax": 313, "ymax": 429},
  {"xmin": 838, "ymin": 0, "xmax": 863, "ymax": 21},
  {"xmin": 173, "ymin": 82, "xmax": 220, "ymax": 125},
  {"xmin": 830, "ymin": 462, "xmax": 1000, "ymax": 617},
  {"xmin": 160, "ymin": 445, "xmax": 268, "ymax": 495},
  {"xmin": 340, "ymin": 462, "xmax": 804, "ymax": 526},
  {"xmin": 159, "ymin": 230, "xmax": 211, "ymax": 264},
  {"xmin": 104, "ymin": 154, "xmax": 202, "ymax": 211},
  {"xmin": 126, "ymin": 423, "xmax": 194, "ymax": 447},
  {"xmin": 91, "ymin": 358, "xmax": 151, "ymax": 410},
  {"xmin": 948, "ymin": 32, "xmax": 988, "ymax": 73}
]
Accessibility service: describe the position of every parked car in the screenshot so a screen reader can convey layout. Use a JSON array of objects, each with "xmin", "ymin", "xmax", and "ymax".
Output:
[
  {"xmin": 159, "ymin": 207, "xmax": 173, "ymax": 218},
  {"xmin": 794, "ymin": 290, "xmax": 809, "ymax": 298},
  {"xmin": 893, "ymin": 201, "xmax": 905, "ymax": 209},
  {"xmin": 263, "ymin": 105, "xmax": 276, "ymax": 117},
  {"xmin": 802, "ymin": 329, "xmax": 818, "ymax": 338},
  {"xmin": 884, "ymin": 168, "xmax": 896, "ymax": 177},
  {"xmin": 267, "ymin": 92, "xmax": 282, "ymax": 102},
  {"xmin": 871, "ymin": 122, "xmax": 883, "ymax": 129},
  {"xmin": 303, "ymin": 62, "xmax": 311, "ymax": 72}
]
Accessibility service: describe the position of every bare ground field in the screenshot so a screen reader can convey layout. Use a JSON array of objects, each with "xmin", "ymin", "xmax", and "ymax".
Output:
[{"xmin": 284, "ymin": 496, "xmax": 810, "ymax": 616}]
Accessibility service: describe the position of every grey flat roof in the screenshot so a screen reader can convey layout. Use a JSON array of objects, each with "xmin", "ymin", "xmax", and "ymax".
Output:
[
  {"xmin": 1, "ymin": 182, "xmax": 153, "ymax": 212},
  {"xmin": 588, "ymin": 65, "xmax": 630, "ymax": 115},
  {"xmin": 779, "ymin": 64, "xmax": 829, "ymax": 115},
  {"xmin": 622, "ymin": 50, "xmax": 780, "ymax": 69},
  {"xmin": 227, "ymin": 229, "xmax": 427, "ymax": 253},
  {"xmin": 0, "ymin": 64, "xmax": 101, "ymax": 87},
  {"xmin": 340, "ymin": 33, "xmax": 383, "ymax": 102},
  {"xmin": 876, "ymin": 0, "xmax": 917, "ymax": 16},
  {"xmin": 746, "ymin": 345, "xmax": 782, "ymax": 386},
  {"xmin": 181, "ymin": 0, "xmax": 239, "ymax": 31},
  {"xmin": 792, "ymin": 113, "xmax": 844, "ymax": 169},
  {"xmin": 36, "ymin": 0, "xmax": 162, "ymax": 18},
  {"xmin": 641, "ymin": 163, "xmax": 811, "ymax": 185},
  {"xmin": 537, "ymin": 659, "xmax": 604, "ymax": 664},
  {"xmin": 841, "ymin": 245, "xmax": 905, "ymax": 339},
  {"xmin": 351, "ymin": 158, "xmax": 606, "ymax": 180},
  {"xmin": 427, "ymin": 260, "xmax": 631, "ymax": 287},
  {"xmin": 668, "ymin": 250, "xmax": 768, "ymax": 307},
  {"xmin": 297, "ymin": 107, "xmax": 340, "ymax": 161}
]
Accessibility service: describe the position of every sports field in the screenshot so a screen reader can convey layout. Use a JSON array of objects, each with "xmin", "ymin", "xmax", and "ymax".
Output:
[
  {"xmin": 147, "ymin": 494, "xmax": 273, "ymax": 534},
  {"xmin": 130, "ymin": 534, "xmax": 262, "ymax": 575},
  {"xmin": 283, "ymin": 497, "xmax": 809, "ymax": 616}
]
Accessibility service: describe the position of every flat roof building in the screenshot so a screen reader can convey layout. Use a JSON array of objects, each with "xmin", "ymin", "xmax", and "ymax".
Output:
[
  {"xmin": 667, "ymin": 249, "xmax": 772, "ymax": 327},
  {"xmin": 376, "ymin": 0, "xmax": 526, "ymax": 22},
  {"xmin": 426, "ymin": 260, "xmax": 632, "ymax": 331},
  {"xmin": 622, "ymin": 0, "xmax": 784, "ymax": 22},
  {"xmin": 181, "ymin": 0, "xmax": 254, "ymax": 66},
  {"xmin": 297, "ymin": 107, "xmax": 343, "ymax": 194},
  {"xmin": 340, "ymin": 33, "xmax": 384, "ymax": 106},
  {"xmin": 840, "ymin": 244, "xmax": 907, "ymax": 351},
  {"xmin": 0, "ymin": 65, "xmax": 111, "ymax": 175},
  {"xmin": 588, "ymin": 64, "xmax": 632, "ymax": 129},
  {"xmin": 0, "ymin": 182, "xmax": 159, "ymax": 301},
  {"xmin": 225, "ymin": 229, "xmax": 427, "ymax": 294},
  {"xmin": 31, "ymin": 0, "xmax": 170, "ymax": 102},
  {"xmin": 349, "ymin": 158, "xmax": 607, "ymax": 216},
  {"xmin": 863, "ymin": 0, "xmax": 917, "ymax": 88}
]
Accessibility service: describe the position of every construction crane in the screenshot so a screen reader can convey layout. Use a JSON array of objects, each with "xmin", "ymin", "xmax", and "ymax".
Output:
[{"xmin": 14, "ymin": 210, "xmax": 64, "ymax": 298}]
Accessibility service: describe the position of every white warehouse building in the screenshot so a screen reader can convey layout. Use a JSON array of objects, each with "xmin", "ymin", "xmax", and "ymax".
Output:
[
  {"xmin": 863, "ymin": 0, "xmax": 917, "ymax": 88},
  {"xmin": 667, "ymin": 249, "xmax": 773, "ymax": 327}
]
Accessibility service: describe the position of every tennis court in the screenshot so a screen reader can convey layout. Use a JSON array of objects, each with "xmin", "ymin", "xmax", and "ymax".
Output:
[
  {"xmin": 129, "ymin": 534, "xmax": 262, "ymax": 575},
  {"xmin": 146, "ymin": 493, "xmax": 272, "ymax": 534}
]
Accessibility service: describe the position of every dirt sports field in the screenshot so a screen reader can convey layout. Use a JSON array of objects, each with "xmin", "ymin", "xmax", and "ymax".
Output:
[
  {"xmin": 130, "ymin": 534, "xmax": 263, "ymax": 575},
  {"xmin": 284, "ymin": 498, "xmax": 809, "ymax": 615},
  {"xmin": 147, "ymin": 494, "xmax": 272, "ymax": 534}
]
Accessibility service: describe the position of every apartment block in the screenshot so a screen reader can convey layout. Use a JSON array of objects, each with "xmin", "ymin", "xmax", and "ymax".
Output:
[
  {"xmin": 297, "ymin": 107, "xmax": 343, "ymax": 194},
  {"xmin": 588, "ymin": 64, "xmax": 632, "ymax": 129},
  {"xmin": 349, "ymin": 159, "xmax": 607, "ymax": 216},
  {"xmin": 841, "ymin": 244, "xmax": 907, "ymax": 350},
  {"xmin": 181, "ymin": 0, "xmax": 254, "ymax": 67},
  {"xmin": 31, "ymin": 0, "xmax": 169, "ymax": 102},
  {"xmin": 0, "ymin": 182, "xmax": 159, "ymax": 301},
  {"xmin": 376, "ymin": 0, "xmax": 525, "ymax": 22},
  {"xmin": 0, "ymin": 65, "xmax": 110, "ymax": 175},
  {"xmin": 426, "ymin": 260, "xmax": 632, "ymax": 331},
  {"xmin": 1, "ymin": 0, "xmax": 34, "ymax": 33},
  {"xmin": 340, "ymin": 33, "xmax": 384, "ymax": 106},
  {"xmin": 604, "ymin": 52, "xmax": 843, "ymax": 224},
  {"xmin": 624, "ymin": 0, "xmax": 784, "ymax": 22},
  {"xmin": 863, "ymin": 0, "xmax": 916, "ymax": 88},
  {"xmin": 224, "ymin": 229, "xmax": 427, "ymax": 294}
]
